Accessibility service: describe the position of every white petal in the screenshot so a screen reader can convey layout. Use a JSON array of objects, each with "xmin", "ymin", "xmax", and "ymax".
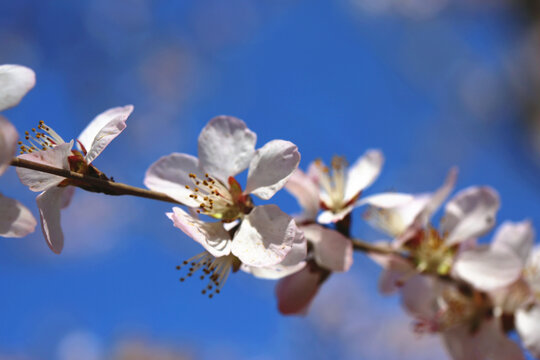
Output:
[
  {"xmin": 369, "ymin": 251, "xmax": 415, "ymax": 294},
  {"xmin": 77, "ymin": 105, "xmax": 133, "ymax": 164},
  {"xmin": 317, "ymin": 205, "xmax": 354, "ymax": 224},
  {"xmin": 197, "ymin": 116, "xmax": 256, "ymax": 183},
  {"xmin": 144, "ymin": 153, "xmax": 201, "ymax": 207},
  {"xmin": 442, "ymin": 186, "xmax": 500, "ymax": 246},
  {"xmin": 343, "ymin": 149, "xmax": 384, "ymax": 203},
  {"xmin": 284, "ymin": 169, "xmax": 320, "ymax": 220},
  {"xmin": 401, "ymin": 274, "xmax": 438, "ymax": 318},
  {"xmin": 0, "ymin": 64, "xmax": 35, "ymax": 111},
  {"xmin": 242, "ymin": 226, "xmax": 307, "ymax": 279},
  {"xmin": 491, "ymin": 220, "xmax": 534, "ymax": 265},
  {"xmin": 453, "ymin": 247, "xmax": 523, "ymax": 291},
  {"xmin": 275, "ymin": 266, "xmax": 322, "ymax": 315},
  {"xmin": 16, "ymin": 141, "xmax": 73, "ymax": 192},
  {"xmin": 516, "ymin": 305, "xmax": 540, "ymax": 358},
  {"xmin": 417, "ymin": 167, "xmax": 457, "ymax": 226},
  {"xmin": 37, "ymin": 187, "xmax": 69, "ymax": 254},
  {"xmin": 232, "ymin": 205, "xmax": 296, "ymax": 267},
  {"xmin": 0, "ymin": 115, "xmax": 18, "ymax": 175},
  {"xmin": 0, "ymin": 194, "xmax": 37, "ymax": 238},
  {"xmin": 167, "ymin": 207, "xmax": 231, "ymax": 257},
  {"xmin": 357, "ymin": 192, "xmax": 415, "ymax": 208},
  {"xmin": 302, "ymin": 224, "xmax": 353, "ymax": 272},
  {"xmin": 245, "ymin": 140, "xmax": 300, "ymax": 200}
]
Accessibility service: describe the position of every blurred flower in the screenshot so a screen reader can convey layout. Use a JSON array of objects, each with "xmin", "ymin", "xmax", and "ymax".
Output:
[{"xmin": 16, "ymin": 105, "xmax": 133, "ymax": 253}]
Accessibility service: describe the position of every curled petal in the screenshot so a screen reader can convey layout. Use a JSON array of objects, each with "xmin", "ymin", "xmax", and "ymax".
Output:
[
  {"xmin": 343, "ymin": 149, "xmax": 384, "ymax": 203},
  {"xmin": 302, "ymin": 224, "xmax": 352, "ymax": 272},
  {"xmin": 16, "ymin": 141, "xmax": 73, "ymax": 192},
  {"xmin": 144, "ymin": 153, "xmax": 201, "ymax": 207},
  {"xmin": 492, "ymin": 220, "xmax": 534, "ymax": 265},
  {"xmin": 198, "ymin": 116, "xmax": 256, "ymax": 183},
  {"xmin": 37, "ymin": 187, "xmax": 69, "ymax": 254},
  {"xmin": 245, "ymin": 140, "xmax": 300, "ymax": 200},
  {"xmin": 516, "ymin": 305, "xmax": 540, "ymax": 358},
  {"xmin": 0, "ymin": 116, "xmax": 18, "ymax": 175},
  {"xmin": 0, "ymin": 194, "xmax": 37, "ymax": 238},
  {"xmin": 442, "ymin": 186, "xmax": 500, "ymax": 245},
  {"xmin": 417, "ymin": 167, "xmax": 457, "ymax": 227},
  {"xmin": 77, "ymin": 105, "xmax": 133, "ymax": 164},
  {"xmin": 284, "ymin": 169, "xmax": 320, "ymax": 220},
  {"xmin": 167, "ymin": 207, "xmax": 231, "ymax": 257},
  {"xmin": 0, "ymin": 64, "xmax": 35, "ymax": 111},
  {"xmin": 453, "ymin": 247, "xmax": 523, "ymax": 291},
  {"xmin": 275, "ymin": 265, "xmax": 323, "ymax": 315},
  {"xmin": 232, "ymin": 205, "xmax": 296, "ymax": 267}
]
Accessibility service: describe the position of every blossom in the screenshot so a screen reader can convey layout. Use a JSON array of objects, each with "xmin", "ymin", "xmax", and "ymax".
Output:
[
  {"xmin": 0, "ymin": 64, "xmax": 37, "ymax": 238},
  {"xmin": 145, "ymin": 116, "xmax": 303, "ymax": 295},
  {"xmin": 285, "ymin": 150, "xmax": 384, "ymax": 224},
  {"xmin": 16, "ymin": 105, "xmax": 134, "ymax": 253}
]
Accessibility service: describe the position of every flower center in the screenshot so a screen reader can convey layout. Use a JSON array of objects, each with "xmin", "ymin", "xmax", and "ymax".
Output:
[
  {"xmin": 406, "ymin": 227, "xmax": 455, "ymax": 275},
  {"xmin": 175, "ymin": 252, "xmax": 235, "ymax": 298},
  {"xmin": 18, "ymin": 121, "xmax": 65, "ymax": 154},
  {"xmin": 315, "ymin": 156, "xmax": 348, "ymax": 211},
  {"xmin": 185, "ymin": 173, "xmax": 253, "ymax": 221}
]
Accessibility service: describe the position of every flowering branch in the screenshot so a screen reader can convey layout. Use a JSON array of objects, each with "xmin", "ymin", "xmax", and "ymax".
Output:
[{"xmin": 10, "ymin": 157, "xmax": 182, "ymax": 205}]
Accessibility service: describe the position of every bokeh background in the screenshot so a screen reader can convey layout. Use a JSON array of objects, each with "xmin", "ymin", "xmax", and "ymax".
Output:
[{"xmin": 1, "ymin": 0, "xmax": 539, "ymax": 359}]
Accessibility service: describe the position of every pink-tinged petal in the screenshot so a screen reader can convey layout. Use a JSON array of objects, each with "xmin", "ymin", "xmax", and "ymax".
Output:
[
  {"xmin": 37, "ymin": 187, "xmax": 69, "ymax": 254},
  {"xmin": 0, "ymin": 64, "xmax": 35, "ymax": 111},
  {"xmin": 242, "ymin": 226, "xmax": 307, "ymax": 279},
  {"xmin": 284, "ymin": 169, "xmax": 320, "ymax": 220},
  {"xmin": 232, "ymin": 205, "xmax": 296, "ymax": 267},
  {"xmin": 343, "ymin": 149, "xmax": 384, "ymax": 203},
  {"xmin": 77, "ymin": 105, "xmax": 133, "ymax": 164},
  {"xmin": 527, "ymin": 246, "xmax": 540, "ymax": 292},
  {"xmin": 370, "ymin": 252, "xmax": 415, "ymax": 294},
  {"xmin": 417, "ymin": 167, "xmax": 457, "ymax": 226},
  {"xmin": 442, "ymin": 186, "xmax": 499, "ymax": 246},
  {"xmin": 197, "ymin": 116, "xmax": 256, "ymax": 183},
  {"xmin": 302, "ymin": 224, "xmax": 352, "ymax": 272},
  {"xmin": 144, "ymin": 153, "xmax": 201, "ymax": 207},
  {"xmin": 516, "ymin": 305, "xmax": 540, "ymax": 358},
  {"xmin": 317, "ymin": 205, "xmax": 354, "ymax": 224},
  {"xmin": 0, "ymin": 194, "xmax": 37, "ymax": 237},
  {"xmin": 167, "ymin": 207, "xmax": 231, "ymax": 257},
  {"xmin": 453, "ymin": 247, "xmax": 523, "ymax": 291},
  {"xmin": 492, "ymin": 220, "xmax": 534, "ymax": 265},
  {"xmin": 245, "ymin": 140, "xmax": 300, "ymax": 200},
  {"xmin": 275, "ymin": 265, "xmax": 323, "ymax": 315},
  {"xmin": 16, "ymin": 141, "xmax": 73, "ymax": 192},
  {"xmin": 401, "ymin": 274, "xmax": 438, "ymax": 318},
  {"xmin": 0, "ymin": 115, "xmax": 18, "ymax": 175}
]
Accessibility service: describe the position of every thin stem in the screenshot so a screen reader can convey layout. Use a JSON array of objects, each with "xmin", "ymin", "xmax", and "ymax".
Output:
[
  {"xmin": 350, "ymin": 238, "xmax": 405, "ymax": 256},
  {"xmin": 10, "ymin": 158, "xmax": 183, "ymax": 205}
]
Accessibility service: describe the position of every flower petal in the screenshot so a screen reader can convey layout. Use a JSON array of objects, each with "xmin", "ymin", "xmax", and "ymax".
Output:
[
  {"xmin": 516, "ymin": 305, "xmax": 540, "ymax": 358},
  {"xmin": 492, "ymin": 220, "xmax": 534, "ymax": 265},
  {"xmin": 77, "ymin": 105, "xmax": 133, "ymax": 164},
  {"xmin": 284, "ymin": 168, "xmax": 320, "ymax": 220},
  {"xmin": 442, "ymin": 186, "xmax": 500, "ymax": 246},
  {"xmin": 16, "ymin": 141, "xmax": 73, "ymax": 192},
  {"xmin": 167, "ymin": 207, "xmax": 231, "ymax": 257},
  {"xmin": 369, "ymin": 251, "xmax": 415, "ymax": 294},
  {"xmin": 317, "ymin": 205, "xmax": 354, "ymax": 224},
  {"xmin": 0, "ymin": 115, "xmax": 18, "ymax": 175},
  {"xmin": 0, "ymin": 64, "xmax": 35, "ymax": 111},
  {"xmin": 401, "ymin": 274, "xmax": 438, "ymax": 318},
  {"xmin": 302, "ymin": 224, "xmax": 352, "ymax": 272},
  {"xmin": 37, "ymin": 186, "xmax": 69, "ymax": 254},
  {"xmin": 343, "ymin": 149, "xmax": 384, "ymax": 203},
  {"xmin": 241, "ymin": 226, "xmax": 307, "ymax": 279},
  {"xmin": 453, "ymin": 246, "xmax": 523, "ymax": 291},
  {"xmin": 197, "ymin": 116, "xmax": 256, "ymax": 183},
  {"xmin": 417, "ymin": 167, "xmax": 458, "ymax": 226},
  {"xmin": 275, "ymin": 265, "xmax": 323, "ymax": 315},
  {"xmin": 245, "ymin": 140, "xmax": 300, "ymax": 200},
  {"xmin": 144, "ymin": 153, "xmax": 201, "ymax": 207},
  {"xmin": 232, "ymin": 205, "xmax": 296, "ymax": 267},
  {"xmin": 0, "ymin": 194, "xmax": 37, "ymax": 238}
]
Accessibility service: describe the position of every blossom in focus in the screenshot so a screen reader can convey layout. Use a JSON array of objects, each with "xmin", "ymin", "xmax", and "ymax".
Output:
[
  {"xmin": 145, "ymin": 116, "xmax": 303, "ymax": 296},
  {"xmin": 285, "ymin": 150, "xmax": 384, "ymax": 224},
  {"xmin": 16, "ymin": 105, "xmax": 134, "ymax": 253},
  {"xmin": 0, "ymin": 64, "xmax": 37, "ymax": 238}
]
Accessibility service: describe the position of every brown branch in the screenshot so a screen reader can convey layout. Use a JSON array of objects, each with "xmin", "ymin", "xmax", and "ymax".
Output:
[
  {"xmin": 10, "ymin": 157, "xmax": 183, "ymax": 205},
  {"xmin": 350, "ymin": 238, "xmax": 405, "ymax": 256}
]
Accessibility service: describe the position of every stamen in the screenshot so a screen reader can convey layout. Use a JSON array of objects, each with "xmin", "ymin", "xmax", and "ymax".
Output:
[
  {"xmin": 175, "ymin": 252, "xmax": 233, "ymax": 297},
  {"xmin": 19, "ymin": 121, "xmax": 66, "ymax": 154}
]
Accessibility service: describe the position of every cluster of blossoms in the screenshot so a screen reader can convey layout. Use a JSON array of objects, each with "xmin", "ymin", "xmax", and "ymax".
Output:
[{"xmin": 2, "ymin": 64, "xmax": 540, "ymax": 359}]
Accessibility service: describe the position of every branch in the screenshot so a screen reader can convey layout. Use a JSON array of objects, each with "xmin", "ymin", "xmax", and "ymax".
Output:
[
  {"xmin": 350, "ymin": 238, "xmax": 406, "ymax": 257},
  {"xmin": 10, "ymin": 158, "xmax": 183, "ymax": 205}
]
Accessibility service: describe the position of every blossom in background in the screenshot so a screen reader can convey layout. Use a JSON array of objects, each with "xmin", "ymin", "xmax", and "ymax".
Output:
[
  {"xmin": 0, "ymin": 64, "xmax": 37, "ymax": 238},
  {"xmin": 285, "ymin": 150, "xmax": 384, "ymax": 224},
  {"xmin": 16, "ymin": 105, "xmax": 134, "ymax": 253},
  {"xmin": 145, "ymin": 116, "xmax": 303, "ymax": 296}
]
